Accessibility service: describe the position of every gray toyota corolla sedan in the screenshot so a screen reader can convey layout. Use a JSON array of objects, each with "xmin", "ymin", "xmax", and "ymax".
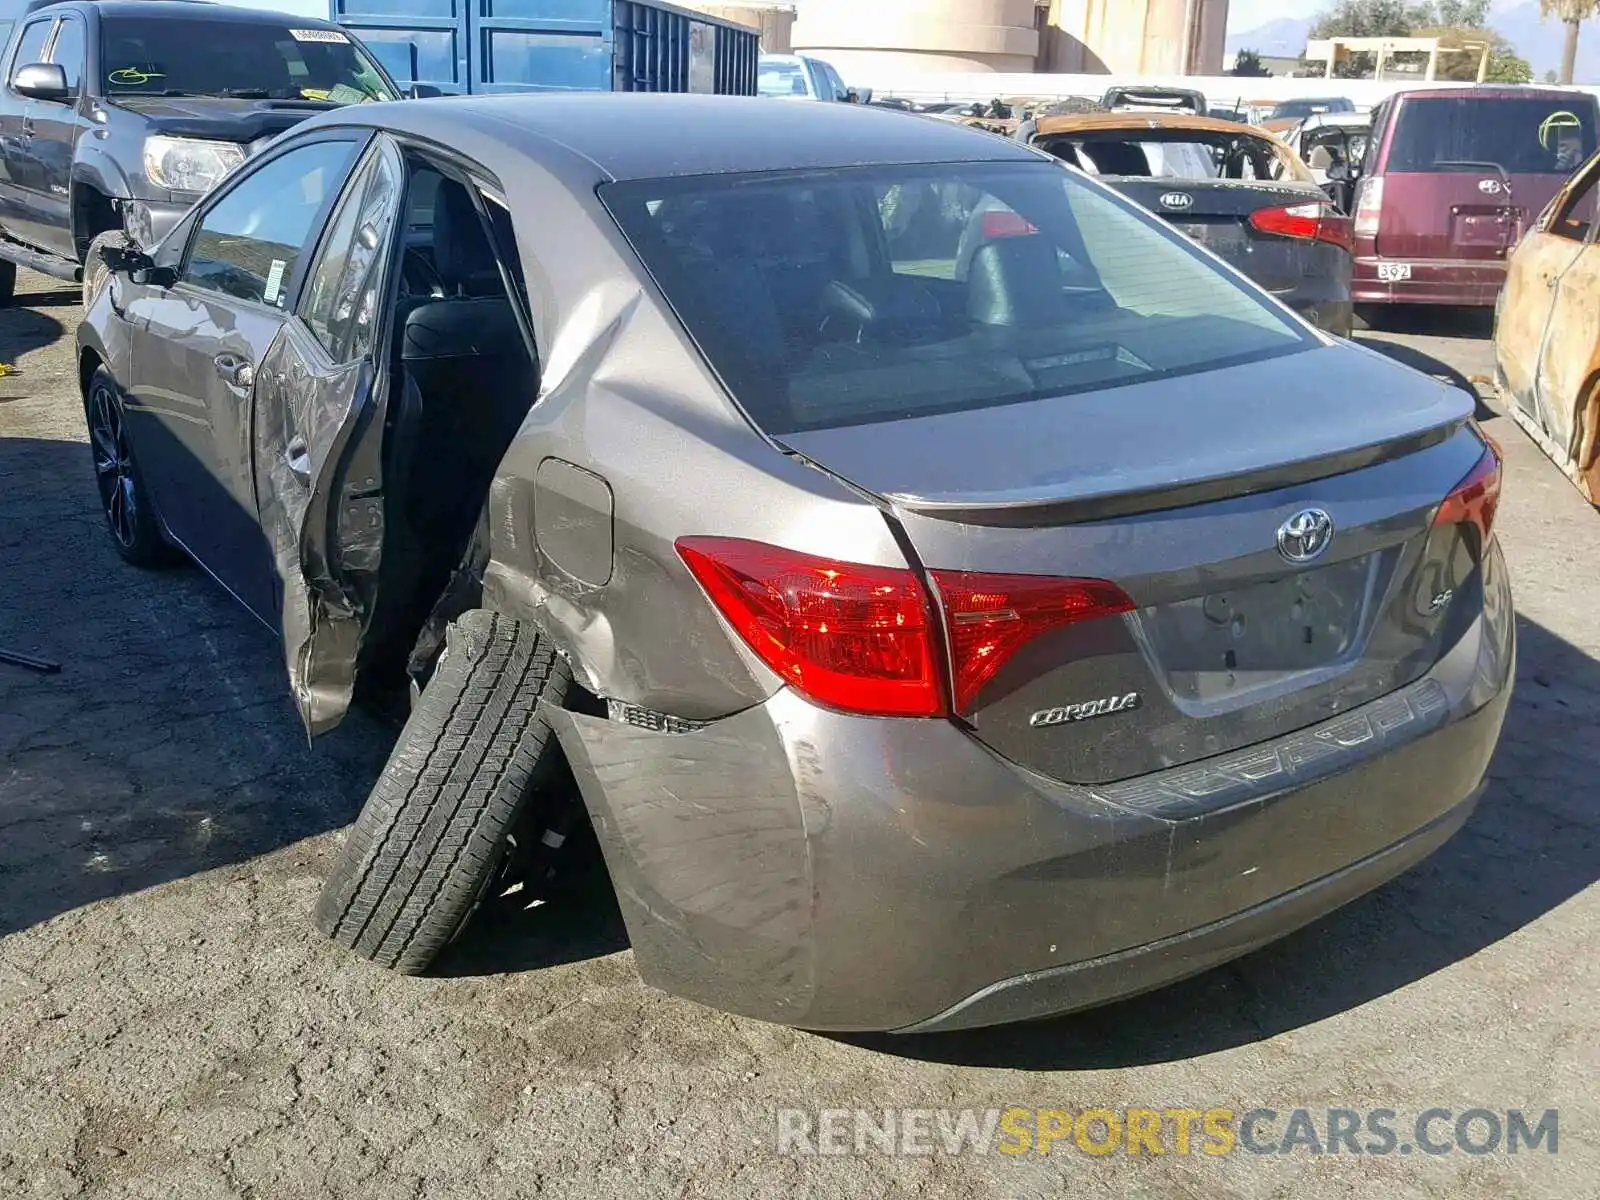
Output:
[{"xmin": 76, "ymin": 94, "xmax": 1513, "ymax": 1033}]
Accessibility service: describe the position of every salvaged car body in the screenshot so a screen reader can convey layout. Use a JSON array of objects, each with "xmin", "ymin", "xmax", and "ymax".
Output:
[
  {"xmin": 78, "ymin": 95, "xmax": 1512, "ymax": 1032},
  {"xmin": 1495, "ymin": 147, "xmax": 1600, "ymax": 504},
  {"xmin": 1019, "ymin": 112, "xmax": 1355, "ymax": 335}
]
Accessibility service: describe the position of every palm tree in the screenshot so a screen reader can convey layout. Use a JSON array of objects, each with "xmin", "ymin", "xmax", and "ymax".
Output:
[{"xmin": 1542, "ymin": 0, "xmax": 1600, "ymax": 83}]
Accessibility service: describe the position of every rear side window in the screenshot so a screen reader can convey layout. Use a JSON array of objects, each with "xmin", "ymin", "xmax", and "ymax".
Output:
[
  {"xmin": 757, "ymin": 59, "xmax": 807, "ymax": 98},
  {"xmin": 1387, "ymin": 97, "xmax": 1598, "ymax": 175},
  {"xmin": 603, "ymin": 162, "xmax": 1309, "ymax": 435}
]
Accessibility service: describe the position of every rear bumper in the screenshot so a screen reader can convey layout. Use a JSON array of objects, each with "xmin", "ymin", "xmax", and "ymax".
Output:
[
  {"xmin": 1352, "ymin": 256, "xmax": 1506, "ymax": 306},
  {"xmin": 546, "ymin": 543, "xmax": 1514, "ymax": 1032}
]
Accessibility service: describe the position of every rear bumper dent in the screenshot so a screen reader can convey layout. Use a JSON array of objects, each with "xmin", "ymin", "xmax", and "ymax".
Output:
[{"xmin": 546, "ymin": 545, "xmax": 1514, "ymax": 1031}]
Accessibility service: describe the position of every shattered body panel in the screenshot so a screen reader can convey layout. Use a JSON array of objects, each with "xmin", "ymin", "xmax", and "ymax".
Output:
[{"xmin": 1495, "ymin": 150, "xmax": 1600, "ymax": 505}]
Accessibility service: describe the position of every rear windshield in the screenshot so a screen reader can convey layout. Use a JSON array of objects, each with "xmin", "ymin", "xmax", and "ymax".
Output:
[
  {"xmin": 1387, "ymin": 96, "xmax": 1597, "ymax": 174},
  {"xmin": 1272, "ymin": 98, "xmax": 1353, "ymax": 119},
  {"xmin": 1034, "ymin": 130, "xmax": 1312, "ymax": 183},
  {"xmin": 602, "ymin": 162, "xmax": 1310, "ymax": 435},
  {"xmin": 100, "ymin": 17, "xmax": 397, "ymax": 102},
  {"xmin": 758, "ymin": 60, "xmax": 807, "ymax": 98}
]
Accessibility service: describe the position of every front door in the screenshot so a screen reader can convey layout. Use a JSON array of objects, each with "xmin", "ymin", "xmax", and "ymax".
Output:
[
  {"xmin": 252, "ymin": 137, "xmax": 405, "ymax": 735},
  {"xmin": 119, "ymin": 134, "xmax": 365, "ymax": 620},
  {"xmin": 0, "ymin": 17, "xmax": 55, "ymax": 248},
  {"xmin": 1533, "ymin": 176, "xmax": 1600, "ymax": 471},
  {"xmin": 1497, "ymin": 155, "xmax": 1600, "ymax": 434},
  {"xmin": 28, "ymin": 12, "xmax": 87, "ymax": 259}
]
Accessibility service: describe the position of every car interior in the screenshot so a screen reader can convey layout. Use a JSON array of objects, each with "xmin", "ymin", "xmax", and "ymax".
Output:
[{"xmin": 359, "ymin": 160, "xmax": 539, "ymax": 691}]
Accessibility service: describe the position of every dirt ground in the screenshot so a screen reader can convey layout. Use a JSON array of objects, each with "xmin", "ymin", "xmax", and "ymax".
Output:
[{"xmin": 1, "ymin": 273, "xmax": 1596, "ymax": 1198}]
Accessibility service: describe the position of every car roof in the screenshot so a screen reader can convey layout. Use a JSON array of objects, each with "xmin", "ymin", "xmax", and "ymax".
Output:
[
  {"xmin": 1388, "ymin": 85, "xmax": 1597, "ymax": 101},
  {"xmin": 326, "ymin": 93, "xmax": 1043, "ymax": 182},
  {"xmin": 26, "ymin": 0, "xmax": 346, "ymax": 21},
  {"xmin": 1032, "ymin": 111, "xmax": 1272, "ymax": 138}
]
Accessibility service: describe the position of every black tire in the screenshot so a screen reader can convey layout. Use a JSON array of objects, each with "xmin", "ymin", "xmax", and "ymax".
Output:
[
  {"xmin": 315, "ymin": 610, "xmax": 574, "ymax": 973},
  {"xmin": 0, "ymin": 258, "xmax": 14, "ymax": 306},
  {"xmin": 84, "ymin": 365, "xmax": 180, "ymax": 567},
  {"xmin": 82, "ymin": 230, "xmax": 129, "ymax": 309}
]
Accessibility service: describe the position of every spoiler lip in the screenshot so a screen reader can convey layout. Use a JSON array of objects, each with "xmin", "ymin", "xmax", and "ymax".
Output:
[{"xmin": 854, "ymin": 420, "xmax": 1467, "ymax": 528}]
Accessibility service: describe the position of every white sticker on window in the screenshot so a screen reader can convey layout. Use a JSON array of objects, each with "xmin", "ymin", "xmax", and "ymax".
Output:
[
  {"xmin": 289, "ymin": 28, "xmax": 349, "ymax": 43},
  {"xmin": 263, "ymin": 259, "xmax": 288, "ymax": 305}
]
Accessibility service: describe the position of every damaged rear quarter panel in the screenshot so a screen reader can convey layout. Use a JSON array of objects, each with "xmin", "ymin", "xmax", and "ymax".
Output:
[{"xmin": 477, "ymin": 157, "xmax": 907, "ymax": 720}]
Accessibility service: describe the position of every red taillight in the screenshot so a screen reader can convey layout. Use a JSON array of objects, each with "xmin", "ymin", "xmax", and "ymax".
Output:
[
  {"xmin": 930, "ymin": 571, "xmax": 1136, "ymax": 715},
  {"xmin": 981, "ymin": 210, "xmax": 1039, "ymax": 239},
  {"xmin": 676, "ymin": 537, "xmax": 945, "ymax": 717},
  {"xmin": 1433, "ymin": 444, "xmax": 1503, "ymax": 543},
  {"xmin": 1249, "ymin": 202, "xmax": 1354, "ymax": 253}
]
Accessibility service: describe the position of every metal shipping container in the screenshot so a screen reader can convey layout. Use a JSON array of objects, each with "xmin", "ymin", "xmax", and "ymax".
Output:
[{"xmin": 331, "ymin": 0, "xmax": 759, "ymax": 96}]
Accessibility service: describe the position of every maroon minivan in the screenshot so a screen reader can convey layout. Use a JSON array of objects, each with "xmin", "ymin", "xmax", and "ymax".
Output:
[{"xmin": 1351, "ymin": 87, "xmax": 1598, "ymax": 309}]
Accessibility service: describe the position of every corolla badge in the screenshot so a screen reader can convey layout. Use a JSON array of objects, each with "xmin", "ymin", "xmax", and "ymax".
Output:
[
  {"xmin": 1159, "ymin": 191, "xmax": 1194, "ymax": 211},
  {"xmin": 1029, "ymin": 692, "xmax": 1142, "ymax": 728},
  {"xmin": 1277, "ymin": 508, "xmax": 1335, "ymax": 564}
]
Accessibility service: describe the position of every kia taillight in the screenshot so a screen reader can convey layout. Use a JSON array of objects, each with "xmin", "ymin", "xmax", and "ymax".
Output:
[
  {"xmin": 981, "ymin": 210, "xmax": 1039, "ymax": 239},
  {"xmin": 676, "ymin": 537, "xmax": 944, "ymax": 717},
  {"xmin": 931, "ymin": 571, "xmax": 1136, "ymax": 714},
  {"xmin": 1433, "ymin": 443, "xmax": 1502, "ymax": 544},
  {"xmin": 1249, "ymin": 202, "xmax": 1354, "ymax": 253},
  {"xmin": 677, "ymin": 538, "xmax": 1136, "ymax": 719},
  {"xmin": 1353, "ymin": 175, "xmax": 1384, "ymax": 238}
]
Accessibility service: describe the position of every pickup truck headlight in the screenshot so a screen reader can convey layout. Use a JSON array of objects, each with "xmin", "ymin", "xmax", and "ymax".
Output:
[{"xmin": 142, "ymin": 136, "xmax": 246, "ymax": 194}]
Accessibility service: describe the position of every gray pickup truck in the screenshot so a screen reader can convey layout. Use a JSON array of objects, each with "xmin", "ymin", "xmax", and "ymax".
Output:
[{"xmin": 0, "ymin": 0, "xmax": 413, "ymax": 305}]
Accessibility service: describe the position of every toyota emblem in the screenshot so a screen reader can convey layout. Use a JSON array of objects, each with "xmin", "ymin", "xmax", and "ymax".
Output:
[
  {"xmin": 1159, "ymin": 191, "xmax": 1194, "ymax": 211},
  {"xmin": 1276, "ymin": 508, "xmax": 1335, "ymax": 564}
]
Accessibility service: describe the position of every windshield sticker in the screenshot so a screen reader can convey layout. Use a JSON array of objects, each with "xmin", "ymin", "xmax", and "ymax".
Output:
[
  {"xmin": 108, "ymin": 66, "xmax": 164, "ymax": 86},
  {"xmin": 289, "ymin": 28, "xmax": 349, "ymax": 43},
  {"xmin": 263, "ymin": 259, "xmax": 288, "ymax": 306},
  {"xmin": 325, "ymin": 83, "xmax": 367, "ymax": 105}
]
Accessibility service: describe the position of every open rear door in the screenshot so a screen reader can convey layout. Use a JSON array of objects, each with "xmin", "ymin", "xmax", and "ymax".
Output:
[{"xmin": 253, "ymin": 139, "xmax": 405, "ymax": 735}]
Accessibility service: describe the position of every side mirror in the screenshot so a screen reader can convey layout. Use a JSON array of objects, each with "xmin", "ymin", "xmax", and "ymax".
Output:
[
  {"xmin": 408, "ymin": 83, "xmax": 443, "ymax": 99},
  {"xmin": 103, "ymin": 243, "xmax": 176, "ymax": 288},
  {"xmin": 12, "ymin": 63, "xmax": 69, "ymax": 103}
]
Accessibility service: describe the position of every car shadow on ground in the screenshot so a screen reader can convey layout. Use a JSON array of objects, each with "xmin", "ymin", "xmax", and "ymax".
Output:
[
  {"xmin": 0, "ymin": 306, "xmax": 65, "ymax": 402},
  {"xmin": 0, "ymin": 435, "xmax": 396, "ymax": 939},
  {"xmin": 840, "ymin": 611, "xmax": 1599, "ymax": 1069}
]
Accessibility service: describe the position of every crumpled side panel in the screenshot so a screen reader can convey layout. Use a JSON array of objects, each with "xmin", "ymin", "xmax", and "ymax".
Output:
[
  {"xmin": 545, "ymin": 703, "xmax": 816, "ymax": 1024},
  {"xmin": 252, "ymin": 326, "xmax": 375, "ymax": 736}
]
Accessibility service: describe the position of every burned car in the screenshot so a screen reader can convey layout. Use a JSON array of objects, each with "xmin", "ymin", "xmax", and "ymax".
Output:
[
  {"xmin": 1019, "ymin": 112, "xmax": 1355, "ymax": 335},
  {"xmin": 1496, "ymin": 145, "xmax": 1600, "ymax": 504},
  {"xmin": 78, "ymin": 95, "xmax": 1512, "ymax": 1033}
]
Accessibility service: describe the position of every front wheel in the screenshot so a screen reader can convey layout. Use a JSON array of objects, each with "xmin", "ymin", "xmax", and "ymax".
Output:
[
  {"xmin": 315, "ymin": 610, "xmax": 574, "ymax": 973},
  {"xmin": 83, "ymin": 366, "xmax": 178, "ymax": 567}
]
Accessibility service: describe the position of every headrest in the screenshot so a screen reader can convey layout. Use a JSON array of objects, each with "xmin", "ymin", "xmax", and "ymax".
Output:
[{"xmin": 432, "ymin": 179, "xmax": 498, "ymax": 291}]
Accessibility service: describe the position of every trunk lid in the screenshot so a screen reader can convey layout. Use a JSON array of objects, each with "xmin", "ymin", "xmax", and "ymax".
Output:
[
  {"xmin": 1373, "ymin": 170, "xmax": 1569, "ymax": 263},
  {"xmin": 1110, "ymin": 179, "xmax": 1340, "ymax": 293},
  {"xmin": 779, "ymin": 341, "xmax": 1482, "ymax": 783}
]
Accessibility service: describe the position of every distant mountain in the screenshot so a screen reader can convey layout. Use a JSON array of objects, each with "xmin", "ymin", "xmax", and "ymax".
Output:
[
  {"xmin": 1225, "ymin": 17, "xmax": 1314, "ymax": 60},
  {"xmin": 1488, "ymin": 2, "xmax": 1600, "ymax": 82},
  {"xmin": 1227, "ymin": 6, "xmax": 1600, "ymax": 83}
]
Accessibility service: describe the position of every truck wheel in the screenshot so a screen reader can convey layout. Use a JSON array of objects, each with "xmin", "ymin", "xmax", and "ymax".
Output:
[
  {"xmin": 0, "ymin": 259, "xmax": 15, "ymax": 306},
  {"xmin": 84, "ymin": 365, "xmax": 179, "ymax": 567},
  {"xmin": 315, "ymin": 610, "xmax": 574, "ymax": 973},
  {"xmin": 82, "ymin": 230, "xmax": 129, "ymax": 308}
]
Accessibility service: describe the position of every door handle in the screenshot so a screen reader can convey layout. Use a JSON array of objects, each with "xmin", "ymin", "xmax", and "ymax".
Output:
[
  {"xmin": 213, "ymin": 353, "xmax": 254, "ymax": 389},
  {"xmin": 285, "ymin": 436, "xmax": 310, "ymax": 482}
]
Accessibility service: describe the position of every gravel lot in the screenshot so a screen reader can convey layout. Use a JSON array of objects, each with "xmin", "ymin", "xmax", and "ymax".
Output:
[{"xmin": 2, "ymin": 271, "xmax": 1596, "ymax": 1199}]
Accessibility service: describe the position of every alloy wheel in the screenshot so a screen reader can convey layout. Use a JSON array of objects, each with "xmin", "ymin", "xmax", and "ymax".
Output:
[{"xmin": 89, "ymin": 382, "xmax": 138, "ymax": 549}]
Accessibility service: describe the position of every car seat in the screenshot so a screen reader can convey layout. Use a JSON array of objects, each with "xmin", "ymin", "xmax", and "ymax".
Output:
[{"xmin": 966, "ymin": 234, "xmax": 1067, "ymax": 328}]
